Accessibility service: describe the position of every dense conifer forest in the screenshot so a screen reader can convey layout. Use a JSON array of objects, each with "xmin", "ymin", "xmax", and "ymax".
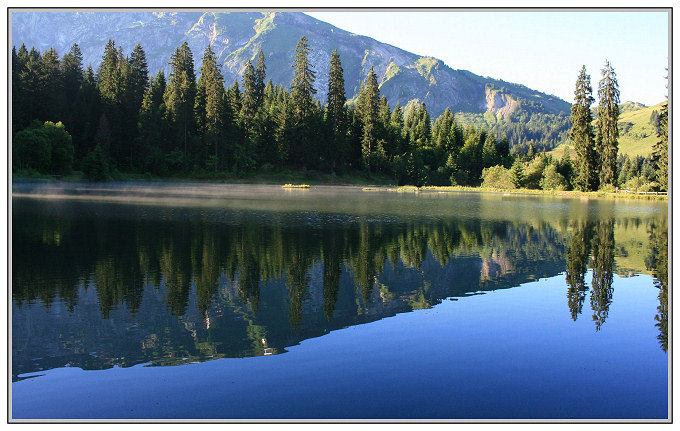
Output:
[{"xmin": 11, "ymin": 37, "xmax": 667, "ymax": 191}]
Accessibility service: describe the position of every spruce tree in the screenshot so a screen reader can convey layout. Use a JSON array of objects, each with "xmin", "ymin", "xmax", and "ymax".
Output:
[
  {"xmin": 570, "ymin": 66, "xmax": 599, "ymax": 191},
  {"xmin": 164, "ymin": 42, "xmax": 196, "ymax": 160},
  {"xmin": 254, "ymin": 49, "xmax": 266, "ymax": 109},
  {"xmin": 139, "ymin": 71, "xmax": 169, "ymax": 172},
  {"xmin": 291, "ymin": 35, "xmax": 316, "ymax": 120},
  {"xmin": 196, "ymin": 44, "xmax": 227, "ymax": 170},
  {"xmin": 652, "ymin": 102, "xmax": 668, "ymax": 191},
  {"xmin": 359, "ymin": 66, "xmax": 380, "ymax": 172},
  {"xmin": 97, "ymin": 40, "xmax": 123, "ymax": 106},
  {"xmin": 433, "ymin": 108, "xmax": 454, "ymax": 151},
  {"xmin": 290, "ymin": 35, "xmax": 317, "ymax": 168},
  {"xmin": 60, "ymin": 43, "xmax": 83, "ymax": 110},
  {"xmin": 482, "ymin": 133, "xmax": 499, "ymax": 168},
  {"xmin": 39, "ymin": 47, "xmax": 64, "ymax": 123},
  {"xmin": 327, "ymin": 49, "xmax": 346, "ymax": 173},
  {"xmin": 597, "ymin": 60, "xmax": 620, "ymax": 187},
  {"xmin": 128, "ymin": 44, "xmax": 149, "ymax": 116},
  {"xmin": 241, "ymin": 60, "xmax": 258, "ymax": 128}
]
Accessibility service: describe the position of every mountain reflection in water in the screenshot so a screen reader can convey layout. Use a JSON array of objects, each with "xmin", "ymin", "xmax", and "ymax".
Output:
[{"xmin": 12, "ymin": 190, "xmax": 668, "ymax": 381}]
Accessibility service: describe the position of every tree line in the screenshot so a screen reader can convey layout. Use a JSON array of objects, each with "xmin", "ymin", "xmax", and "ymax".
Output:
[
  {"xmin": 12, "ymin": 37, "xmax": 668, "ymax": 191},
  {"xmin": 569, "ymin": 62, "xmax": 668, "ymax": 192}
]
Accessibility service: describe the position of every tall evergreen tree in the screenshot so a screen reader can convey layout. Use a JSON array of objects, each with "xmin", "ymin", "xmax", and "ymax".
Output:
[
  {"xmin": 359, "ymin": 67, "xmax": 380, "ymax": 172},
  {"xmin": 290, "ymin": 35, "xmax": 317, "ymax": 168},
  {"xmin": 482, "ymin": 133, "xmax": 499, "ymax": 168},
  {"xmin": 164, "ymin": 42, "xmax": 196, "ymax": 160},
  {"xmin": 138, "ymin": 70, "xmax": 169, "ymax": 172},
  {"xmin": 254, "ymin": 49, "xmax": 267, "ymax": 109},
  {"xmin": 240, "ymin": 60, "xmax": 258, "ymax": 128},
  {"xmin": 128, "ymin": 44, "xmax": 149, "ymax": 116},
  {"xmin": 597, "ymin": 60, "xmax": 620, "ymax": 187},
  {"xmin": 97, "ymin": 40, "xmax": 123, "ymax": 106},
  {"xmin": 196, "ymin": 44, "xmax": 227, "ymax": 170},
  {"xmin": 652, "ymin": 102, "xmax": 668, "ymax": 191},
  {"xmin": 60, "ymin": 43, "xmax": 83, "ymax": 111},
  {"xmin": 39, "ymin": 47, "xmax": 65, "ymax": 123},
  {"xmin": 326, "ymin": 49, "xmax": 346, "ymax": 173},
  {"xmin": 570, "ymin": 66, "xmax": 599, "ymax": 191}
]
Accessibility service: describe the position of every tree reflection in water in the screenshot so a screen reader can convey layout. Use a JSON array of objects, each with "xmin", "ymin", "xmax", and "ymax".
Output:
[{"xmin": 12, "ymin": 198, "xmax": 667, "ymax": 380}]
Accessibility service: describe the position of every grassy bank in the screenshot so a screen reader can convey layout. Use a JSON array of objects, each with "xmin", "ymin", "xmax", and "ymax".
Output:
[{"xmin": 361, "ymin": 185, "xmax": 668, "ymax": 201}]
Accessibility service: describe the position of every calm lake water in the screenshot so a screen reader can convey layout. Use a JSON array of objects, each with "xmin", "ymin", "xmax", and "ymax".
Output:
[{"xmin": 11, "ymin": 183, "xmax": 669, "ymax": 420}]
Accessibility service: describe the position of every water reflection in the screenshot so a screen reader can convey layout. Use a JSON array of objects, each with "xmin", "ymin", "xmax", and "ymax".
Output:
[
  {"xmin": 12, "ymin": 194, "xmax": 668, "ymax": 381},
  {"xmin": 646, "ymin": 219, "xmax": 668, "ymax": 352}
]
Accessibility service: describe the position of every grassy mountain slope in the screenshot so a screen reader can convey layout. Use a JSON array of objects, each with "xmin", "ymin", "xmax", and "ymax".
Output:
[{"xmin": 549, "ymin": 101, "xmax": 665, "ymax": 159}]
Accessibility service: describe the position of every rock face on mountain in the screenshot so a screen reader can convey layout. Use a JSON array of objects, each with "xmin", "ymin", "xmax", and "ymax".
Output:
[{"xmin": 11, "ymin": 10, "xmax": 571, "ymax": 117}]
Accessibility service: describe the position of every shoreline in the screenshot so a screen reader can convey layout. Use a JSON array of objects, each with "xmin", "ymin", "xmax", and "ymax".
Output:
[{"xmin": 11, "ymin": 177, "xmax": 668, "ymax": 202}]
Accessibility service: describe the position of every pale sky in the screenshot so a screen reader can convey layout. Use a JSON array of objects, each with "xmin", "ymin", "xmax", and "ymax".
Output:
[{"xmin": 306, "ymin": 10, "xmax": 669, "ymax": 106}]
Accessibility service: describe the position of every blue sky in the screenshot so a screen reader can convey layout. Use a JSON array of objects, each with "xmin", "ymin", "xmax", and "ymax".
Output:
[{"xmin": 306, "ymin": 10, "xmax": 669, "ymax": 106}]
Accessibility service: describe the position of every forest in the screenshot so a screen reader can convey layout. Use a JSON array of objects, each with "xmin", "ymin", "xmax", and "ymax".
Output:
[{"xmin": 11, "ymin": 36, "xmax": 668, "ymax": 191}]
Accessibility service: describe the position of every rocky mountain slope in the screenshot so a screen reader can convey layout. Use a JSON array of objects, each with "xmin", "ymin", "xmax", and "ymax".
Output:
[{"xmin": 11, "ymin": 10, "xmax": 571, "ymax": 118}]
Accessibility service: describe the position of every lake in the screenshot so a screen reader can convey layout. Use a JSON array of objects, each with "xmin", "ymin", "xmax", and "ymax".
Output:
[{"xmin": 10, "ymin": 183, "xmax": 669, "ymax": 420}]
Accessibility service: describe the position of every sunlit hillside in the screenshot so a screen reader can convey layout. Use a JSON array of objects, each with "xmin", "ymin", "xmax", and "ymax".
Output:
[{"xmin": 550, "ymin": 101, "xmax": 665, "ymax": 160}]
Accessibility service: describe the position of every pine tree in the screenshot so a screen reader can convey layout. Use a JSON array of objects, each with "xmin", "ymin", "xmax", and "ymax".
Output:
[
  {"xmin": 290, "ymin": 35, "xmax": 317, "ymax": 168},
  {"xmin": 482, "ymin": 133, "xmax": 499, "ymax": 168},
  {"xmin": 74, "ymin": 65, "xmax": 102, "ymax": 160},
  {"xmin": 652, "ymin": 102, "xmax": 668, "ymax": 191},
  {"xmin": 254, "ymin": 49, "xmax": 266, "ymax": 109},
  {"xmin": 12, "ymin": 45, "xmax": 28, "ymax": 132},
  {"xmin": 164, "ymin": 42, "xmax": 196, "ymax": 160},
  {"xmin": 390, "ymin": 102, "xmax": 406, "ymax": 156},
  {"xmin": 291, "ymin": 36, "xmax": 316, "ymax": 120},
  {"xmin": 39, "ymin": 47, "xmax": 64, "ymax": 123},
  {"xmin": 139, "ymin": 71, "xmax": 169, "ymax": 172},
  {"xmin": 196, "ymin": 44, "xmax": 227, "ymax": 171},
  {"xmin": 97, "ymin": 40, "xmax": 123, "ymax": 106},
  {"xmin": 510, "ymin": 158, "xmax": 525, "ymax": 188},
  {"xmin": 60, "ymin": 43, "xmax": 83, "ymax": 111},
  {"xmin": 128, "ymin": 44, "xmax": 149, "ymax": 116},
  {"xmin": 433, "ymin": 108, "xmax": 454, "ymax": 151},
  {"xmin": 597, "ymin": 60, "xmax": 620, "ymax": 187},
  {"xmin": 326, "ymin": 49, "xmax": 346, "ymax": 173},
  {"xmin": 240, "ymin": 60, "xmax": 258, "ymax": 128},
  {"xmin": 570, "ymin": 66, "xmax": 599, "ymax": 191},
  {"xmin": 496, "ymin": 137, "xmax": 510, "ymax": 167},
  {"xmin": 359, "ymin": 66, "xmax": 380, "ymax": 172}
]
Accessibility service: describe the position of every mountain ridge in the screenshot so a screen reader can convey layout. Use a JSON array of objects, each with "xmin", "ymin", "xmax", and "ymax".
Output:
[{"xmin": 11, "ymin": 10, "xmax": 572, "ymax": 119}]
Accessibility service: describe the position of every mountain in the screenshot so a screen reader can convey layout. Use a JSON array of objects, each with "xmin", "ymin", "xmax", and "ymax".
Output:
[{"xmin": 11, "ymin": 10, "xmax": 571, "ymax": 119}]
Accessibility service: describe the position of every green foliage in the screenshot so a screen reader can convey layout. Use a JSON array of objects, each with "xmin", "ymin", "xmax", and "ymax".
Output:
[
  {"xmin": 481, "ymin": 165, "xmax": 515, "ymax": 189},
  {"xmin": 12, "ymin": 37, "xmax": 547, "ymax": 187},
  {"xmin": 82, "ymin": 145, "xmax": 111, "ymax": 181},
  {"xmin": 570, "ymin": 66, "xmax": 599, "ymax": 191},
  {"xmin": 13, "ymin": 123, "xmax": 52, "ymax": 172},
  {"xmin": 326, "ymin": 49, "xmax": 347, "ymax": 173},
  {"xmin": 597, "ymin": 60, "xmax": 620, "ymax": 187},
  {"xmin": 622, "ymin": 176, "xmax": 657, "ymax": 192},
  {"xmin": 523, "ymin": 155, "xmax": 548, "ymax": 189},
  {"xmin": 509, "ymin": 159, "xmax": 525, "ymax": 188},
  {"xmin": 165, "ymin": 42, "xmax": 197, "ymax": 158},
  {"xmin": 13, "ymin": 121, "xmax": 74, "ymax": 175},
  {"xmin": 540, "ymin": 164, "xmax": 568, "ymax": 191},
  {"xmin": 652, "ymin": 102, "xmax": 668, "ymax": 191},
  {"xmin": 43, "ymin": 121, "xmax": 74, "ymax": 174},
  {"xmin": 359, "ymin": 67, "xmax": 380, "ymax": 172}
]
